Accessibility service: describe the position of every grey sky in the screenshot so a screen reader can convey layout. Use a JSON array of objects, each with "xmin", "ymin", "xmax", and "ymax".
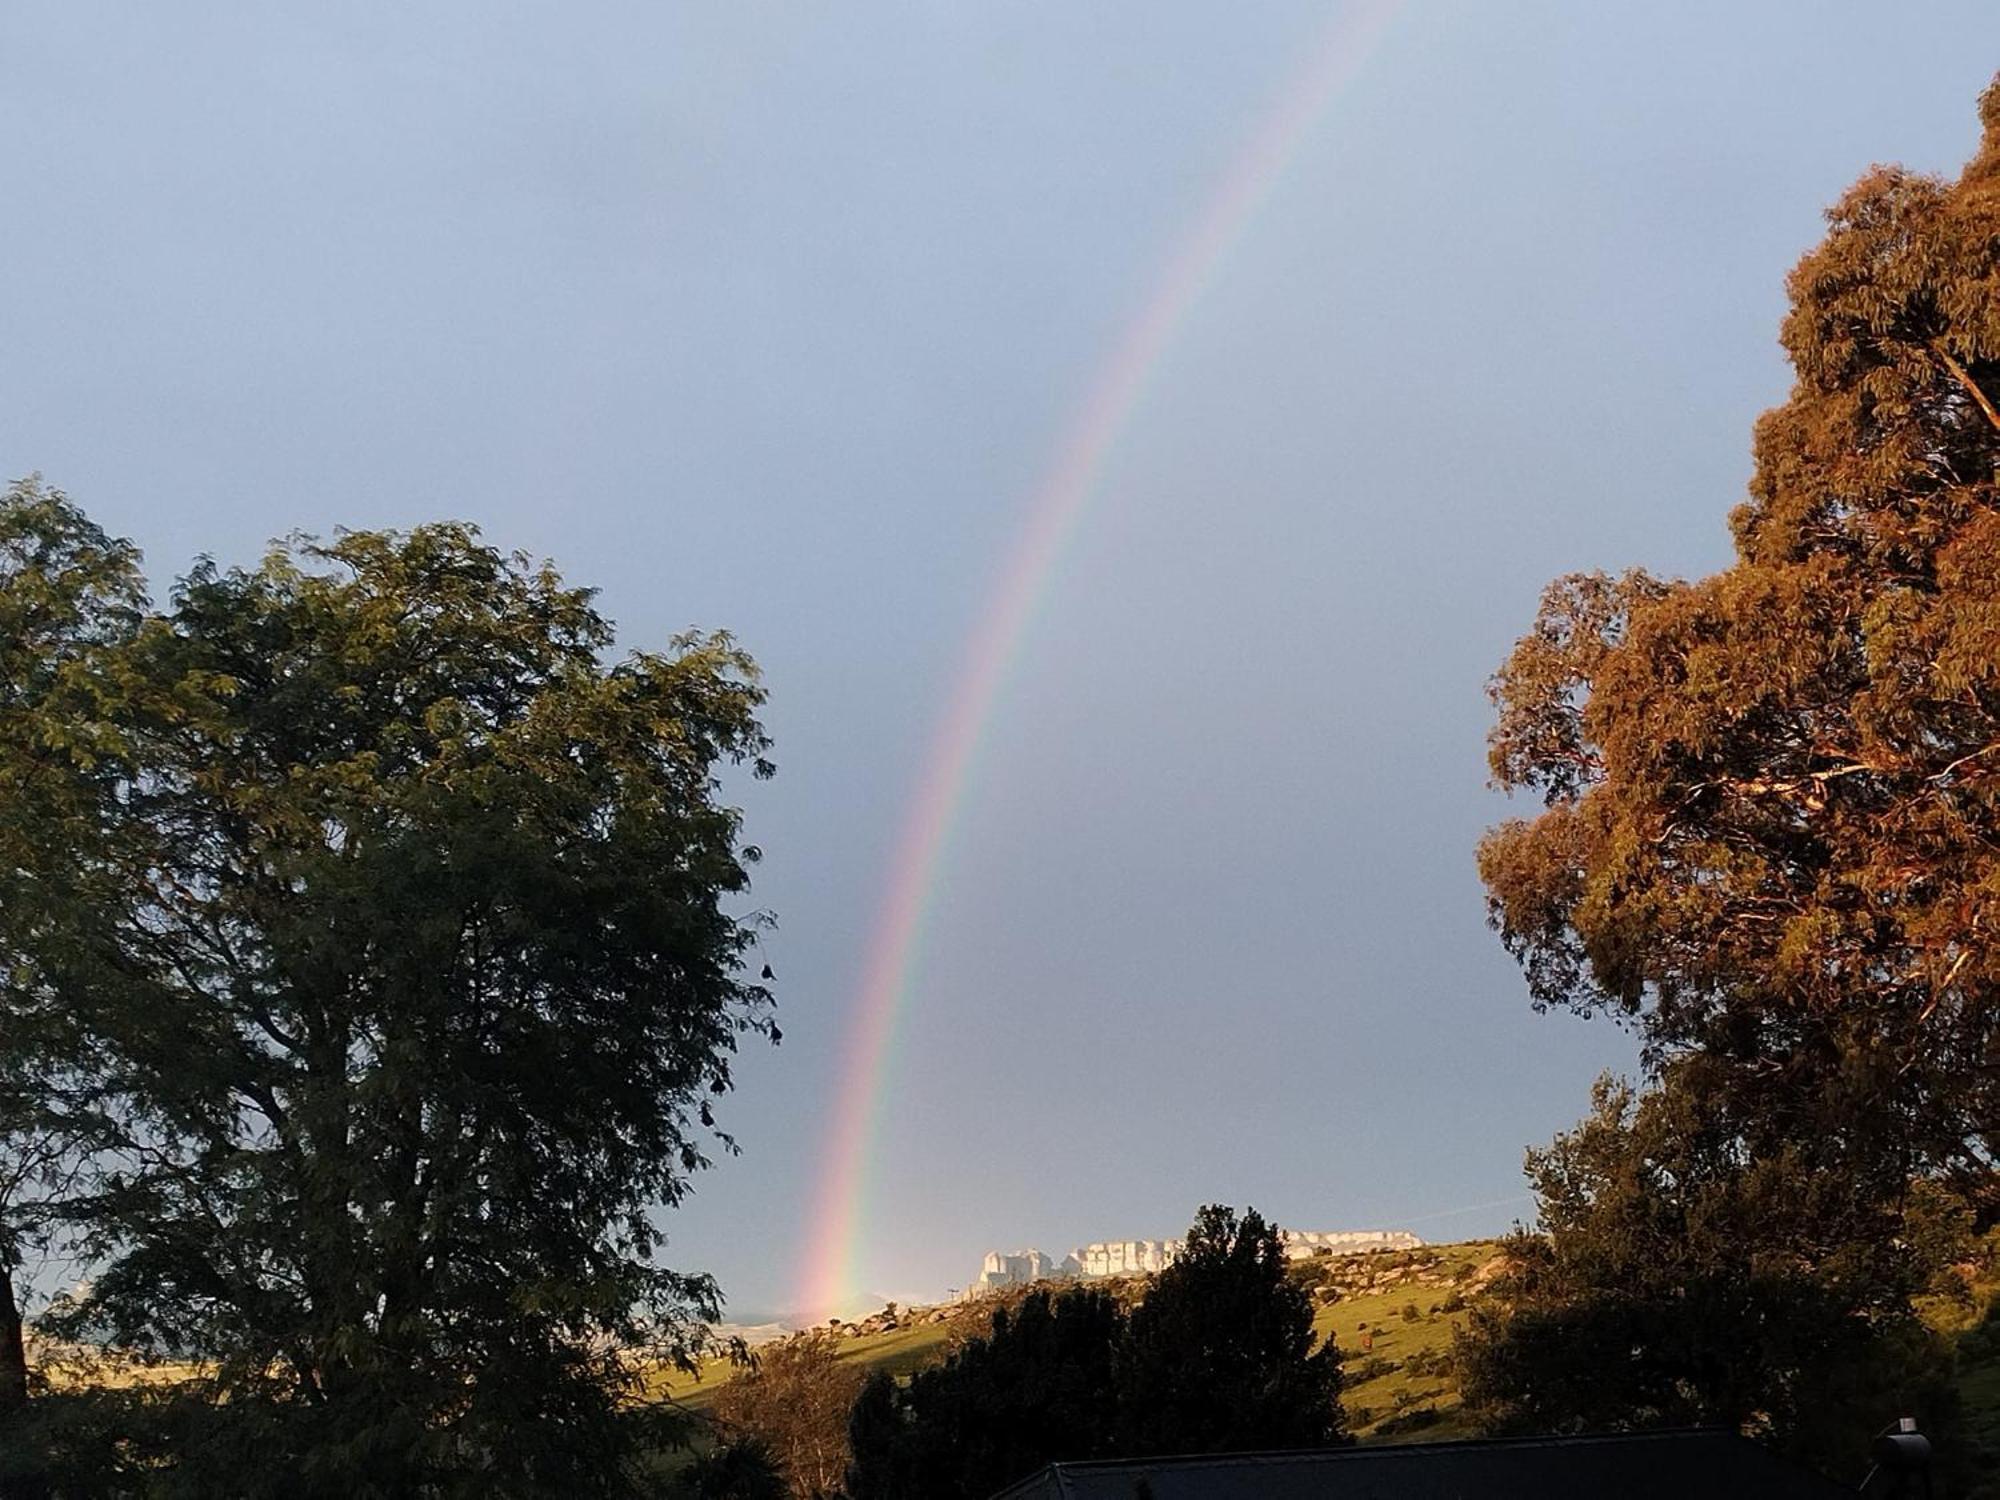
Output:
[{"xmin": 5, "ymin": 2, "xmax": 1997, "ymax": 1319}]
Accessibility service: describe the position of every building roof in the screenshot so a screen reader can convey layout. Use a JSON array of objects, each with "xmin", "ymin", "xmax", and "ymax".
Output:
[{"xmin": 987, "ymin": 1430, "xmax": 1851, "ymax": 1500}]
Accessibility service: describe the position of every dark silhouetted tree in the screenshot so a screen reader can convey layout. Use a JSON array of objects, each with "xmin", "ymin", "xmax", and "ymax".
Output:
[
  {"xmin": 1456, "ymin": 1065, "xmax": 1957, "ymax": 1482},
  {"xmin": 846, "ymin": 1287, "xmax": 1124, "ymax": 1500},
  {"xmin": 1115, "ymin": 1206, "xmax": 1344, "ymax": 1457},
  {"xmin": 843, "ymin": 1371, "xmax": 905, "ymax": 1500},
  {"xmin": 684, "ymin": 1436, "xmax": 790, "ymax": 1500},
  {"xmin": 848, "ymin": 1210, "xmax": 1345, "ymax": 1500}
]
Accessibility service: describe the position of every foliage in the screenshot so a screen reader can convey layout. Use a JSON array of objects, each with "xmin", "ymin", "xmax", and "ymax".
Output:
[
  {"xmin": 707, "ymin": 1337, "xmax": 866, "ymax": 1500},
  {"xmin": 670, "ymin": 1242, "xmax": 1492, "ymax": 1456},
  {"xmin": 846, "ymin": 1286, "xmax": 1123, "ymax": 1500},
  {"xmin": 1115, "ymin": 1206, "xmax": 1345, "ymax": 1457},
  {"xmin": 1454, "ymin": 1068, "xmax": 1958, "ymax": 1481},
  {"xmin": 681, "ymin": 1236, "xmax": 1996, "ymax": 1464},
  {"xmin": 847, "ymin": 1207, "xmax": 1346, "ymax": 1500},
  {"xmin": 680, "ymin": 1437, "xmax": 790, "ymax": 1500},
  {"xmin": 0, "ymin": 479, "xmax": 148, "ymax": 1495},
  {"xmin": 1481, "ymin": 75, "xmax": 2000, "ymax": 1197},
  {"xmin": 0, "ymin": 495, "xmax": 775, "ymax": 1495},
  {"xmin": 1955, "ymin": 1295, "xmax": 2000, "ymax": 1497},
  {"xmin": 1401, "ymin": 1346, "xmax": 1451, "ymax": 1379}
]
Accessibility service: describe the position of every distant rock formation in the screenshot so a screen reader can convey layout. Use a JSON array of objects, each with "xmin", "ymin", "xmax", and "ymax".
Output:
[
  {"xmin": 973, "ymin": 1248, "xmax": 1063, "ymax": 1290},
  {"xmin": 967, "ymin": 1228, "xmax": 1421, "ymax": 1296}
]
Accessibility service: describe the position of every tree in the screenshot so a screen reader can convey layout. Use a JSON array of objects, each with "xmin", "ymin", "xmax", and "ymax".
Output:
[
  {"xmin": 9, "ymin": 512, "xmax": 774, "ymax": 1495},
  {"xmin": 843, "ymin": 1373, "xmax": 905, "ymax": 1500},
  {"xmin": 0, "ymin": 480, "xmax": 146, "ymax": 1495},
  {"xmin": 1482, "ymin": 75, "xmax": 2000, "ymax": 1200},
  {"xmin": 1115, "ymin": 1206, "xmax": 1344, "ymax": 1457},
  {"xmin": 707, "ymin": 1336, "xmax": 866, "ymax": 1500},
  {"xmin": 1455, "ymin": 1066, "xmax": 1957, "ymax": 1481},
  {"xmin": 845, "ymin": 1287, "xmax": 1124, "ymax": 1500},
  {"xmin": 680, "ymin": 1436, "xmax": 789, "ymax": 1500},
  {"xmin": 844, "ymin": 1209, "xmax": 1344, "ymax": 1500}
]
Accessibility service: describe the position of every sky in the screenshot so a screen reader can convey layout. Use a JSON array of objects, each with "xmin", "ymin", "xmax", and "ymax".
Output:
[{"xmin": 6, "ymin": 2, "xmax": 2000, "ymax": 1323}]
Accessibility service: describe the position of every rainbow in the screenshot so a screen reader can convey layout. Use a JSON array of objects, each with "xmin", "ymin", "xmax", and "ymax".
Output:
[{"xmin": 796, "ymin": 0, "xmax": 1405, "ymax": 1325}]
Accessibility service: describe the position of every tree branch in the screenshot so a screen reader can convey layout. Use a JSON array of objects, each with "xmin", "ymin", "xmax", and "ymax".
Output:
[{"xmin": 1933, "ymin": 343, "xmax": 2000, "ymax": 437}]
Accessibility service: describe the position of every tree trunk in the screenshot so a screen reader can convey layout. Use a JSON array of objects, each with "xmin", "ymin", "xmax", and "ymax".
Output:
[
  {"xmin": 0, "ymin": 1266, "xmax": 24, "ymax": 1415},
  {"xmin": 0, "ymin": 1264, "xmax": 44, "ymax": 1500}
]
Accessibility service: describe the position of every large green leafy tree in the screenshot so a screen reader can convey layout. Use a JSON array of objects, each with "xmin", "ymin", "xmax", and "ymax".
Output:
[
  {"xmin": 0, "ymin": 481, "xmax": 145, "ymax": 1440},
  {"xmin": 4, "ymin": 500, "xmax": 775, "ymax": 1495},
  {"xmin": 1454, "ymin": 1065, "xmax": 1956, "ymax": 1480},
  {"xmin": 1114, "ymin": 1206, "xmax": 1344, "ymax": 1457},
  {"xmin": 1482, "ymin": 76, "xmax": 2000, "ymax": 1193}
]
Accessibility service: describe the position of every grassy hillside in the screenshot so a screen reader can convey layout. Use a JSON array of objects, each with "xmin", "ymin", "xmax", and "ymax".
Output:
[
  {"xmin": 1300, "ymin": 1240, "xmax": 1500, "ymax": 1441},
  {"xmin": 661, "ymin": 1240, "xmax": 1507, "ymax": 1443},
  {"xmin": 51, "ymin": 1231, "xmax": 1993, "ymax": 1466},
  {"xmin": 656, "ymin": 1307, "xmax": 963, "ymax": 1409},
  {"xmin": 665, "ymin": 1237, "xmax": 2000, "ymax": 1470}
]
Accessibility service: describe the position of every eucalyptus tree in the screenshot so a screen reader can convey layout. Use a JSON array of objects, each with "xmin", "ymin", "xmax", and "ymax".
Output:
[{"xmin": 1483, "ymin": 74, "xmax": 2000, "ymax": 1193}]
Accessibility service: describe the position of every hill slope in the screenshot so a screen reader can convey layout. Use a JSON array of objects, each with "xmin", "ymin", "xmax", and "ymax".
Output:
[
  {"xmin": 668, "ymin": 1238, "xmax": 2000, "ymax": 1468},
  {"xmin": 663, "ymin": 1241, "xmax": 1505, "ymax": 1443}
]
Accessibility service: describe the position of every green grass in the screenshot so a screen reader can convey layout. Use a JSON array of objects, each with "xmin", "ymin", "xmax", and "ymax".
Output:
[
  {"xmin": 655, "ymin": 1313, "xmax": 961, "ymax": 1409},
  {"xmin": 658, "ymin": 1240, "xmax": 1504, "ymax": 1445},
  {"xmin": 1304, "ymin": 1240, "xmax": 1497, "ymax": 1442},
  {"xmin": 830, "ymin": 1318, "xmax": 959, "ymax": 1380}
]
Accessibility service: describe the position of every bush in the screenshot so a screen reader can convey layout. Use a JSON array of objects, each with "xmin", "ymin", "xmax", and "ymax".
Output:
[
  {"xmin": 1403, "ymin": 1346, "xmax": 1454, "ymax": 1379},
  {"xmin": 1372, "ymin": 1406, "xmax": 1441, "ymax": 1438}
]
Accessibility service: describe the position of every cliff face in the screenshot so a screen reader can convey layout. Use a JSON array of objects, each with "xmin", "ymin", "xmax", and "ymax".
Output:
[{"xmin": 969, "ymin": 1229, "xmax": 1423, "ymax": 1295}]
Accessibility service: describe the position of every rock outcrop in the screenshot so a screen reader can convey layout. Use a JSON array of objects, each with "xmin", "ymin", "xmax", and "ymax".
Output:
[{"xmin": 967, "ymin": 1228, "xmax": 1422, "ymax": 1296}]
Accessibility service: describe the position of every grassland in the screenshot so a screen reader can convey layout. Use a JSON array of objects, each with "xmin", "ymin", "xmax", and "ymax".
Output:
[
  {"xmin": 664, "ymin": 1235, "xmax": 2000, "ymax": 1474},
  {"xmin": 659, "ymin": 1239, "xmax": 1504, "ymax": 1443},
  {"xmin": 1302, "ymin": 1239, "xmax": 1498, "ymax": 1441},
  {"xmin": 55, "ymin": 1231, "xmax": 1994, "ymax": 1466},
  {"xmin": 655, "ymin": 1315, "xmax": 958, "ymax": 1409}
]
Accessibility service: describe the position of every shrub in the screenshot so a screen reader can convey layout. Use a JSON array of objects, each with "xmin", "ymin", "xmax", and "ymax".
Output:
[
  {"xmin": 1403, "ymin": 1346, "xmax": 1454, "ymax": 1378},
  {"xmin": 1373, "ymin": 1406, "xmax": 1441, "ymax": 1438}
]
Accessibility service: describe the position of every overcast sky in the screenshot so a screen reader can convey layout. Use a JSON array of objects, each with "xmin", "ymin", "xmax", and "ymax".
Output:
[{"xmin": 7, "ymin": 2, "xmax": 1999, "ymax": 1320}]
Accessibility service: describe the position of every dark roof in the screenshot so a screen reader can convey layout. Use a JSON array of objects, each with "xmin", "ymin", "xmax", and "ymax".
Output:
[{"xmin": 988, "ymin": 1430, "xmax": 1851, "ymax": 1500}]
